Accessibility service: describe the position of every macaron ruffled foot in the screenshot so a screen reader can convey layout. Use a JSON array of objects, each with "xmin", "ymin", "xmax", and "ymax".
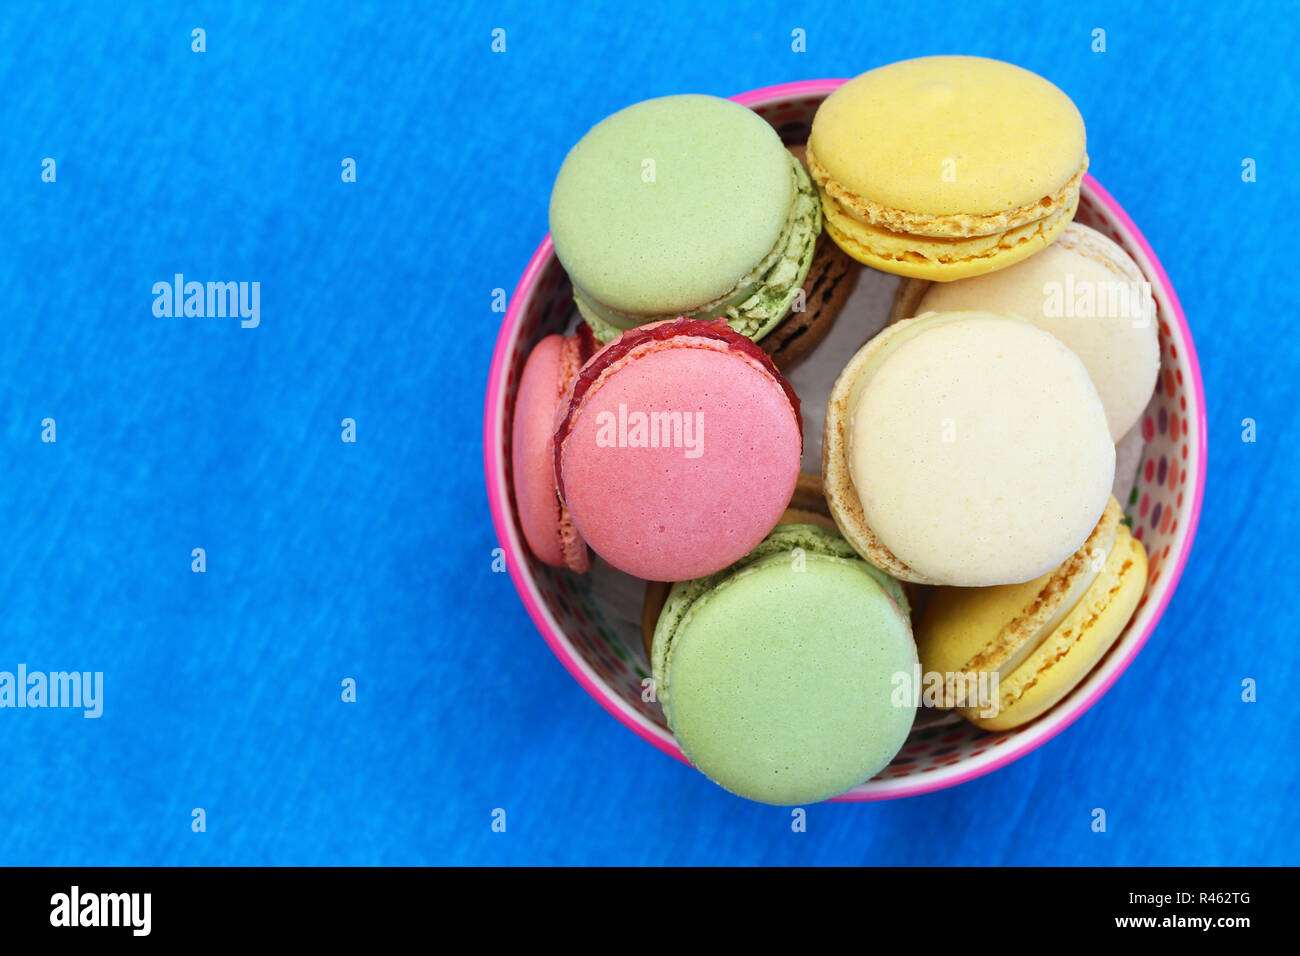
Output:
[{"xmin": 916, "ymin": 497, "xmax": 1149, "ymax": 730}]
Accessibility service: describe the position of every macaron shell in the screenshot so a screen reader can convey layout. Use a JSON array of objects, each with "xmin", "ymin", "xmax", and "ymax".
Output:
[
  {"xmin": 849, "ymin": 313, "xmax": 1114, "ymax": 586},
  {"xmin": 511, "ymin": 335, "xmax": 567, "ymax": 567},
  {"xmin": 665, "ymin": 552, "xmax": 916, "ymax": 805},
  {"xmin": 809, "ymin": 56, "xmax": 1086, "ymax": 219},
  {"xmin": 962, "ymin": 522, "xmax": 1148, "ymax": 730},
  {"xmin": 818, "ymin": 183, "xmax": 1078, "ymax": 281},
  {"xmin": 549, "ymin": 94, "xmax": 795, "ymax": 317},
  {"xmin": 560, "ymin": 340, "xmax": 800, "ymax": 581},
  {"xmin": 911, "ymin": 223, "xmax": 1158, "ymax": 439}
]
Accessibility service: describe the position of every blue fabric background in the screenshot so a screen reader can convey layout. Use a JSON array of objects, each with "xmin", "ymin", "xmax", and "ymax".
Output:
[{"xmin": 0, "ymin": 0, "xmax": 1295, "ymax": 865}]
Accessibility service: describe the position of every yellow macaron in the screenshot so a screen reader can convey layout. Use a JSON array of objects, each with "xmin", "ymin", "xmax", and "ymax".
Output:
[
  {"xmin": 915, "ymin": 498, "xmax": 1148, "ymax": 730},
  {"xmin": 807, "ymin": 56, "xmax": 1088, "ymax": 281}
]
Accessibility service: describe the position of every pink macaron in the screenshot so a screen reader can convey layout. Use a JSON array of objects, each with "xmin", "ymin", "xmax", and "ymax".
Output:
[
  {"xmin": 511, "ymin": 329, "xmax": 596, "ymax": 572},
  {"xmin": 554, "ymin": 318, "xmax": 802, "ymax": 581}
]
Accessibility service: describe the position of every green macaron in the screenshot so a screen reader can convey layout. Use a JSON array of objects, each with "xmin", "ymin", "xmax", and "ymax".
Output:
[
  {"xmin": 651, "ymin": 524, "xmax": 917, "ymax": 805},
  {"xmin": 549, "ymin": 94, "xmax": 821, "ymax": 344}
]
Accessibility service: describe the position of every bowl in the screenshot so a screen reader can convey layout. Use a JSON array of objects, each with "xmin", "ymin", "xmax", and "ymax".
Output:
[{"xmin": 484, "ymin": 79, "xmax": 1205, "ymax": 800}]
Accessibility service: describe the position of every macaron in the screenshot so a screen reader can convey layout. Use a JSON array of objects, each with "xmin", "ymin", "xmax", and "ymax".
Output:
[
  {"xmin": 650, "ymin": 523, "xmax": 916, "ymax": 804},
  {"xmin": 823, "ymin": 311, "xmax": 1115, "ymax": 587},
  {"xmin": 556, "ymin": 317, "xmax": 802, "ymax": 581},
  {"xmin": 892, "ymin": 223, "xmax": 1158, "ymax": 439},
  {"xmin": 807, "ymin": 56, "xmax": 1087, "ymax": 281},
  {"xmin": 916, "ymin": 497, "xmax": 1148, "ymax": 730},
  {"xmin": 510, "ymin": 329, "xmax": 596, "ymax": 571},
  {"xmin": 549, "ymin": 94, "xmax": 823, "ymax": 345}
]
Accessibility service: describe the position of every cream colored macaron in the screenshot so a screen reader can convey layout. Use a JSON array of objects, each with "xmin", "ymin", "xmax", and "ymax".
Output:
[
  {"xmin": 892, "ymin": 223, "xmax": 1158, "ymax": 440},
  {"xmin": 823, "ymin": 311, "xmax": 1115, "ymax": 587}
]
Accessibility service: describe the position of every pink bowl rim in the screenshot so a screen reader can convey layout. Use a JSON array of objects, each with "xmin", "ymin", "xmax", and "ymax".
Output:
[{"xmin": 483, "ymin": 78, "xmax": 1207, "ymax": 802}]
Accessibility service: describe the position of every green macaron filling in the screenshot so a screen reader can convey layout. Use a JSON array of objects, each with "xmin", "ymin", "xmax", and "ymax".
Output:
[{"xmin": 576, "ymin": 154, "xmax": 822, "ymax": 344}]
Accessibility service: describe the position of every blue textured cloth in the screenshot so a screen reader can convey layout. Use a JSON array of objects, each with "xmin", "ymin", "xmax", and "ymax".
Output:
[{"xmin": 0, "ymin": 0, "xmax": 1295, "ymax": 865}]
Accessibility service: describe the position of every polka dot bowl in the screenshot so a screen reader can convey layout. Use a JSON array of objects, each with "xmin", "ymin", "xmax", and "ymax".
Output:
[{"xmin": 483, "ymin": 79, "xmax": 1205, "ymax": 800}]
